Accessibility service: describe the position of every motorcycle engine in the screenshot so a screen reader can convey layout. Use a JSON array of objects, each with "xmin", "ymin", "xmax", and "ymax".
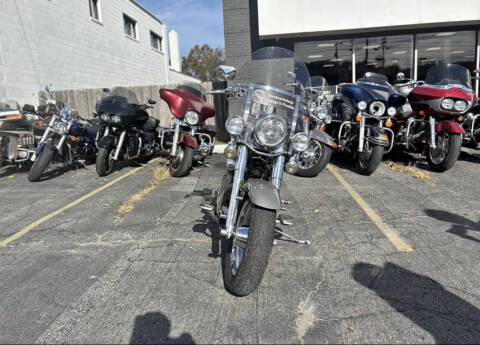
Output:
[{"xmin": 127, "ymin": 133, "xmax": 140, "ymax": 158}]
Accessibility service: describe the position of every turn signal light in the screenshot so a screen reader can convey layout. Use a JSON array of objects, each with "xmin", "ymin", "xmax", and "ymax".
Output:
[
  {"xmin": 302, "ymin": 115, "xmax": 308, "ymax": 123},
  {"xmin": 419, "ymin": 110, "xmax": 426, "ymax": 117},
  {"xmin": 457, "ymin": 116, "xmax": 464, "ymax": 122},
  {"xmin": 332, "ymin": 140, "xmax": 338, "ymax": 148},
  {"xmin": 36, "ymin": 120, "xmax": 45, "ymax": 127},
  {"xmin": 385, "ymin": 119, "xmax": 393, "ymax": 128},
  {"xmin": 70, "ymin": 136, "xmax": 77, "ymax": 142},
  {"xmin": 379, "ymin": 134, "xmax": 389, "ymax": 140},
  {"xmin": 356, "ymin": 114, "xmax": 363, "ymax": 122},
  {"xmin": 7, "ymin": 113, "xmax": 21, "ymax": 119},
  {"xmin": 320, "ymin": 127, "xmax": 325, "ymax": 132}
]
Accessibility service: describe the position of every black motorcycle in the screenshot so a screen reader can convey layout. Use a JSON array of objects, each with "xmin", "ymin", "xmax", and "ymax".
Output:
[
  {"xmin": 330, "ymin": 72, "xmax": 397, "ymax": 175},
  {"xmin": 95, "ymin": 87, "xmax": 160, "ymax": 176},
  {"xmin": 28, "ymin": 87, "xmax": 101, "ymax": 182},
  {"xmin": 0, "ymin": 102, "xmax": 47, "ymax": 167}
]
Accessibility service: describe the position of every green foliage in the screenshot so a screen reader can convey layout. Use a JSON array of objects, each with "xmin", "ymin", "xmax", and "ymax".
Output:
[{"xmin": 181, "ymin": 44, "xmax": 225, "ymax": 82}]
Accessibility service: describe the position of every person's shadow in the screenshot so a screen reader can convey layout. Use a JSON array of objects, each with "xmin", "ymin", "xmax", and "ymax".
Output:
[
  {"xmin": 424, "ymin": 209, "xmax": 480, "ymax": 244},
  {"xmin": 130, "ymin": 312, "xmax": 195, "ymax": 345},
  {"xmin": 352, "ymin": 262, "xmax": 480, "ymax": 344}
]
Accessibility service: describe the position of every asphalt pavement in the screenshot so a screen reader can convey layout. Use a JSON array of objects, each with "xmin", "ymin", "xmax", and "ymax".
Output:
[{"xmin": 0, "ymin": 148, "xmax": 479, "ymax": 344}]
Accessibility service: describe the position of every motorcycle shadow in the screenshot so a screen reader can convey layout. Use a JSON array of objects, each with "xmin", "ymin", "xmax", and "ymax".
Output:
[
  {"xmin": 458, "ymin": 148, "xmax": 480, "ymax": 163},
  {"xmin": 0, "ymin": 164, "xmax": 30, "ymax": 178},
  {"xmin": 38, "ymin": 161, "xmax": 96, "ymax": 182},
  {"xmin": 192, "ymin": 211, "xmax": 222, "ymax": 259}
]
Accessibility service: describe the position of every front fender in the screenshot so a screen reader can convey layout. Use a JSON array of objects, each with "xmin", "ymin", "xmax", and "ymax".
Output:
[
  {"xmin": 435, "ymin": 120, "xmax": 465, "ymax": 134},
  {"xmin": 179, "ymin": 133, "xmax": 198, "ymax": 148},
  {"xmin": 310, "ymin": 129, "xmax": 335, "ymax": 148},
  {"xmin": 246, "ymin": 179, "xmax": 281, "ymax": 210},
  {"xmin": 366, "ymin": 126, "xmax": 390, "ymax": 146},
  {"xmin": 98, "ymin": 135, "xmax": 116, "ymax": 149}
]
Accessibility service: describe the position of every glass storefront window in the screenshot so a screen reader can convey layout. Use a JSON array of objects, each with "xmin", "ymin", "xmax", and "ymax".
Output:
[
  {"xmin": 295, "ymin": 39, "xmax": 353, "ymax": 85},
  {"xmin": 355, "ymin": 35, "xmax": 413, "ymax": 83},
  {"xmin": 416, "ymin": 31, "xmax": 476, "ymax": 81}
]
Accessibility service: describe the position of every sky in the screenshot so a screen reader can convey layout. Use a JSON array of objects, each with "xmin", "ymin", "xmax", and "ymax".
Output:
[{"xmin": 137, "ymin": 0, "xmax": 225, "ymax": 58}]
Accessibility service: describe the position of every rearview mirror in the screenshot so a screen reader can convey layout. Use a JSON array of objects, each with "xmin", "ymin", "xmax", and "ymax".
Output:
[
  {"xmin": 102, "ymin": 88, "xmax": 111, "ymax": 94},
  {"xmin": 217, "ymin": 65, "xmax": 236, "ymax": 81},
  {"xmin": 148, "ymin": 99, "xmax": 157, "ymax": 105}
]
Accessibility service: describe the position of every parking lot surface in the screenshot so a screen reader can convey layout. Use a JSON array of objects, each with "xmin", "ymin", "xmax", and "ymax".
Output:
[{"xmin": 0, "ymin": 149, "xmax": 479, "ymax": 344}]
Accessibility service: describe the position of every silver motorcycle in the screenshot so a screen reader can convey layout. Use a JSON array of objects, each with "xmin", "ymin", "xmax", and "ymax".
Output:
[{"xmin": 201, "ymin": 47, "xmax": 312, "ymax": 296}]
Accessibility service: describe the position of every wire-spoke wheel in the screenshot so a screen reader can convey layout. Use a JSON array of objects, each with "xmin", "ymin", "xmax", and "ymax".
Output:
[{"xmin": 297, "ymin": 140, "xmax": 332, "ymax": 177}]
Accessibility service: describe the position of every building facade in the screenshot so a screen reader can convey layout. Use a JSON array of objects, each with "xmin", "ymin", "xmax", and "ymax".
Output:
[
  {"xmin": 0, "ymin": 0, "xmax": 198, "ymax": 106},
  {"xmin": 223, "ymin": 0, "xmax": 480, "ymax": 93}
]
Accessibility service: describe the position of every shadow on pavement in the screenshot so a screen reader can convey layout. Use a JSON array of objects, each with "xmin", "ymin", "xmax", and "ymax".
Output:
[
  {"xmin": 459, "ymin": 149, "xmax": 480, "ymax": 163},
  {"xmin": 130, "ymin": 312, "xmax": 196, "ymax": 345},
  {"xmin": 424, "ymin": 209, "xmax": 480, "ymax": 244},
  {"xmin": 352, "ymin": 262, "xmax": 480, "ymax": 344},
  {"xmin": 192, "ymin": 211, "xmax": 221, "ymax": 259}
]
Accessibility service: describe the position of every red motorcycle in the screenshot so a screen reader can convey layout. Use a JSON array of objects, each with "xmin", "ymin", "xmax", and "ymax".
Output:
[
  {"xmin": 158, "ymin": 85, "xmax": 216, "ymax": 177},
  {"xmin": 393, "ymin": 64, "xmax": 477, "ymax": 171}
]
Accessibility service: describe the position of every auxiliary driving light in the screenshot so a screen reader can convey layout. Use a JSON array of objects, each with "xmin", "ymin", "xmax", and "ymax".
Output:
[
  {"xmin": 285, "ymin": 157, "xmax": 299, "ymax": 175},
  {"xmin": 224, "ymin": 143, "xmax": 237, "ymax": 159}
]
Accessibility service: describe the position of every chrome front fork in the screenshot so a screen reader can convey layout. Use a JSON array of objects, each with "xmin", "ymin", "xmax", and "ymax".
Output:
[
  {"xmin": 171, "ymin": 121, "xmax": 181, "ymax": 157},
  {"xmin": 56, "ymin": 122, "xmax": 72, "ymax": 152},
  {"xmin": 358, "ymin": 116, "xmax": 366, "ymax": 152},
  {"xmin": 271, "ymin": 154, "xmax": 285, "ymax": 190},
  {"xmin": 31, "ymin": 115, "xmax": 57, "ymax": 161},
  {"xmin": 113, "ymin": 130, "xmax": 127, "ymax": 160},
  {"xmin": 429, "ymin": 117, "xmax": 436, "ymax": 149}
]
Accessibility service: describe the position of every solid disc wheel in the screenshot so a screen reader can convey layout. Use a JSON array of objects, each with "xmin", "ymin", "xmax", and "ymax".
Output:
[
  {"xmin": 427, "ymin": 133, "xmax": 462, "ymax": 172},
  {"xmin": 169, "ymin": 145, "xmax": 194, "ymax": 177},
  {"xmin": 297, "ymin": 140, "xmax": 332, "ymax": 177},
  {"xmin": 96, "ymin": 148, "xmax": 115, "ymax": 177},
  {"xmin": 28, "ymin": 147, "xmax": 54, "ymax": 182},
  {"xmin": 357, "ymin": 141, "xmax": 384, "ymax": 175},
  {"xmin": 223, "ymin": 200, "xmax": 276, "ymax": 297}
]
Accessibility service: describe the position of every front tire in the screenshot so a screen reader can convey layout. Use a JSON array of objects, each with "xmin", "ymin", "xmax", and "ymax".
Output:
[
  {"xmin": 357, "ymin": 142, "xmax": 384, "ymax": 175},
  {"xmin": 297, "ymin": 140, "xmax": 332, "ymax": 177},
  {"xmin": 427, "ymin": 132, "xmax": 462, "ymax": 172},
  {"xmin": 96, "ymin": 148, "xmax": 115, "ymax": 177},
  {"xmin": 223, "ymin": 200, "xmax": 276, "ymax": 296},
  {"xmin": 28, "ymin": 147, "xmax": 54, "ymax": 182},
  {"xmin": 169, "ymin": 145, "xmax": 194, "ymax": 177}
]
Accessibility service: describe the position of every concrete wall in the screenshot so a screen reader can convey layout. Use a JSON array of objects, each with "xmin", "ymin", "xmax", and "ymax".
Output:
[
  {"xmin": 258, "ymin": 0, "xmax": 480, "ymax": 38},
  {"xmin": 0, "ymin": 0, "xmax": 196, "ymax": 107},
  {"xmin": 223, "ymin": 0, "xmax": 253, "ymax": 68}
]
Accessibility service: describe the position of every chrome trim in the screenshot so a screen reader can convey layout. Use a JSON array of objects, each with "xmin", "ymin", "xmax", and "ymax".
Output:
[
  {"xmin": 114, "ymin": 130, "xmax": 127, "ymax": 160},
  {"xmin": 31, "ymin": 114, "xmax": 57, "ymax": 161},
  {"xmin": 171, "ymin": 121, "xmax": 181, "ymax": 157},
  {"xmin": 237, "ymin": 140, "xmax": 288, "ymax": 157},
  {"xmin": 271, "ymin": 151, "xmax": 285, "ymax": 190},
  {"xmin": 358, "ymin": 116, "xmax": 366, "ymax": 153},
  {"xmin": 429, "ymin": 117, "xmax": 436, "ymax": 149}
]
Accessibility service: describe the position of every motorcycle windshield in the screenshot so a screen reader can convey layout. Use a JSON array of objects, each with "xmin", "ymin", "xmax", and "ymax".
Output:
[
  {"xmin": 96, "ymin": 87, "xmax": 140, "ymax": 114},
  {"xmin": 424, "ymin": 64, "xmax": 472, "ymax": 89}
]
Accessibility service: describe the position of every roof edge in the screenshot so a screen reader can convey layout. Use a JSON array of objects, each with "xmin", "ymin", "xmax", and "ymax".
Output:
[{"xmin": 129, "ymin": 0, "xmax": 164, "ymax": 26}]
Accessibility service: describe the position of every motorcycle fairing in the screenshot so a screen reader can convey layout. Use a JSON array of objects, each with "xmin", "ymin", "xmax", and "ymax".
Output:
[
  {"xmin": 309, "ymin": 129, "xmax": 335, "ymax": 148},
  {"xmin": 245, "ymin": 179, "xmax": 281, "ymax": 210},
  {"xmin": 409, "ymin": 85, "xmax": 475, "ymax": 116},
  {"xmin": 340, "ymin": 82, "xmax": 406, "ymax": 110},
  {"xmin": 160, "ymin": 88, "xmax": 215, "ymax": 123},
  {"xmin": 435, "ymin": 120, "xmax": 465, "ymax": 134}
]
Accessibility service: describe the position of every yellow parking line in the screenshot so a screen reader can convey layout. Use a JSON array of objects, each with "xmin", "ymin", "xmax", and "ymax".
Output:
[
  {"xmin": 327, "ymin": 164, "xmax": 413, "ymax": 252},
  {"xmin": 0, "ymin": 158, "xmax": 163, "ymax": 248}
]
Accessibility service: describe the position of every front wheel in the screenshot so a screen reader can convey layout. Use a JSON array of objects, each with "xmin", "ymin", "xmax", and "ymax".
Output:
[
  {"xmin": 223, "ymin": 200, "xmax": 276, "ymax": 296},
  {"xmin": 297, "ymin": 140, "xmax": 332, "ymax": 177},
  {"xmin": 96, "ymin": 148, "xmax": 115, "ymax": 177},
  {"xmin": 28, "ymin": 147, "xmax": 54, "ymax": 182},
  {"xmin": 169, "ymin": 145, "xmax": 194, "ymax": 177},
  {"xmin": 357, "ymin": 141, "xmax": 384, "ymax": 175},
  {"xmin": 427, "ymin": 132, "xmax": 462, "ymax": 172}
]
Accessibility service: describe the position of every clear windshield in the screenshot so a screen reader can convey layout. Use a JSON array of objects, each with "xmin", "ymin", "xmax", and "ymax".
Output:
[
  {"xmin": 424, "ymin": 64, "xmax": 472, "ymax": 88},
  {"xmin": 102, "ymin": 87, "xmax": 139, "ymax": 105}
]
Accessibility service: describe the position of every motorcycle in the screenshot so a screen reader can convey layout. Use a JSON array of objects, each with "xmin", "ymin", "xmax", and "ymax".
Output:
[
  {"xmin": 461, "ymin": 70, "xmax": 480, "ymax": 149},
  {"xmin": 95, "ymin": 87, "xmax": 160, "ymax": 176},
  {"xmin": 157, "ymin": 85, "xmax": 216, "ymax": 177},
  {"xmin": 330, "ymin": 72, "xmax": 396, "ymax": 175},
  {"xmin": 297, "ymin": 76, "xmax": 336, "ymax": 177},
  {"xmin": 28, "ymin": 87, "xmax": 101, "ymax": 182},
  {"xmin": 201, "ymin": 47, "xmax": 313, "ymax": 296},
  {"xmin": 0, "ymin": 102, "xmax": 47, "ymax": 167},
  {"xmin": 393, "ymin": 64, "xmax": 477, "ymax": 171}
]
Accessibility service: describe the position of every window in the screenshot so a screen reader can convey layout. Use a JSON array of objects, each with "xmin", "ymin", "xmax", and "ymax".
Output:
[
  {"xmin": 123, "ymin": 14, "xmax": 137, "ymax": 39},
  {"xmin": 89, "ymin": 0, "xmax": 101, "ymax": 21},
  {"xmin": 150, "ymin": 31, "xmax": 162, "ymax": 51},
  {"xmin": 295, "ymin": 39, "xmax": 353, "ymax": 85},
  {"xmin": 355, "ymin": 35, "xmax": 414, "ymax": 83},
  {"xmin": 416, "ymin": 31, "xmax": 476, "ymax": 81}
]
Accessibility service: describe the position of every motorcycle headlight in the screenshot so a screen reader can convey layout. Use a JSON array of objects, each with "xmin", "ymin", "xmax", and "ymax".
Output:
[
  {"xmin": 454, "ymin": 100, "xmax": 468, "ymax": 112},
  {"xmin": 185, "ymin": 111, "xmax": 199, "ymax": 125},
  {"xmin": 254, "ymin": 115, "xmax": 287, "ymax": 148},
  {"xmin": 111, "ymin": 115, "xmax": 121, "ymax": 123},
  {"xmin": 441, "ymin": 98, "xmax": 454, "ymax": 110},
  {"xmin": 358, "ymin": 101, "xmax": 368, "ymax": 111},
  {"xmin": 291, "ymin": 133, "xmax": 309, "ymax": 152},
  {"xmin": 100, "ymin": 114, "xmax": 110, "ymax": 122},
  {"xmin": 325, "ymin": 115, "xmax": 332, "ymax": 124},
  {"xmin": 387, "ymin": 107, "xmax": 396, "ymax": 116},
  {"xmin": 226, "ymin": 115, "xmax": 244, "ymax": 136},
  {"xmin": 369, "ymin": 101, "xmax": 386, "ymax": 116},
  {"xmin": 53, "ymin": 122, "xmax": 67, "ymax": 134}
]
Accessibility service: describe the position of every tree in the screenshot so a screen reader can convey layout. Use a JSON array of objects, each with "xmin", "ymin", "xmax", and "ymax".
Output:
[{"xmin": 182, "ymin": 44, "xmax": 225, "ymax": 82}]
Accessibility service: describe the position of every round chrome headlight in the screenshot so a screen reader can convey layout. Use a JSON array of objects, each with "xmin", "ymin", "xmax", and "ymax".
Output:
[
  {"xmin": 185, "ymin": 111, "xmax": 199, "ymax": 125},
  {"xmin": 291, "ymin": 133, "xmax": 309, "ymax": 152},
  {"xmin": 53, "ymin": 122, "xmax": 67, "ymax": 134},
  {"xmin": 441, "ymin": 98, "xmax": 454, "ymax": 110},
  {"xmin": 358, "ymin": 101, "xmax": 368, "ymax": 111},
  {"xmin": 100, "ymin": 114, "xmax": 110, "ymax": 122},
  {"xmin": 325, "ymin": 115, "xmax": 332, "ymax": 124},
  {"xmin": 111, "ymin": 115, "xmax": 121, "ymax": 123},
  {"xmin": 226, "ymin": 116, "xmax": 244, "ymax": 136},
  {"xmin": 254, "ymin": 115, "xmax": 287, "ymax": 147},
  {"xmin": 387, "ymin": 107, "xmax": 396, "ymax": 116},
  {"xmin": 369, "ymin": 101, "xmax": 386, "ymax": 116},
  {"xmin": 454, "ymin": 100, "xmax": 468, "ymax": 112}
]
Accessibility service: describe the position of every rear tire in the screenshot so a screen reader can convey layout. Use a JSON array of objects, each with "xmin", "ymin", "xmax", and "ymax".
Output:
[
  {"xmin": 358, "ymin": 143, "xmax": 384, "ymax": 175},
  {"xmin": 427, "ymin": 133, "xmax": 462, "ymax": 172},
  {"xmin": 28, "ymin": 147, "xmax": 54, "ymax": 182},
  {"xmin": 169, "ymin": 145, "xmax": 194, "ymax": 177},
  {"xmin": 96, "ymin": 148, "xmax": 115, "ymax": 177},
  {"xmin": 223, "ymin": 201, "xmax": 276, "ymax": 297},
  {"xmin": 297, "ymin": 140, "xmax": 332, "ymax": 177}
]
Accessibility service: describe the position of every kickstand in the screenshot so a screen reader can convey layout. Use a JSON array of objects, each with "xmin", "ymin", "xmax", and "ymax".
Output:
[
  {"xmin": 275, "ymin": 229, "xmax": 310, "ymax": 245},
  {"xmin": 196, "ymin": 160, "xmax": 212, "ymax": 167}
]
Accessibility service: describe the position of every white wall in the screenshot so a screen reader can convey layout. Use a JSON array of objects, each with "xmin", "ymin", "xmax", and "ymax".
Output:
[
  {"xmin": 168, "ymin": 30, "xmax": 181, "ymax": 72},
  {"xmin": 0, "ymin": 0, "xmax": 196, "ymax": 106},
  {"xmin": 258, "ymin": 0, "xmax": 480, "ymax": 38}
]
